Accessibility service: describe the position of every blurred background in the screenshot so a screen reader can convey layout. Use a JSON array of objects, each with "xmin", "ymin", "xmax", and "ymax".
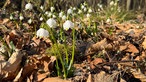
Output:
[{"xmin": 0, "ymin": 0, "xmax": 146, "ymax": 12}]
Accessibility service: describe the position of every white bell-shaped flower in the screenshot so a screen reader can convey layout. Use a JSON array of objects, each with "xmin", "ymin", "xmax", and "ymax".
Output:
[
  {"xmin": 86, "ymin": 13, "xmax": 91, "ymax": 18},
  {"xmin": 78, "ymin": 10, "xmax": 82, "ymax": 14},
  {"xmin": 28, "ymin": 19, "xmax": 32, "ymax": 24},
  {"xmin": 110, "ymin": 1, "xmax": 114, "ymax": 6},
  {"xmin": 83, "ymin": 7, "xmax": 87, "ymax": 12},
  {"xmin": 40, "ymin": 5, "xmax": 44, "ymax": 10},
  {"xmin": 88, "ymin": 8, "xmax": 92, "ymax": 13},
  {"xmin": 52, "ymin": 14, "xmax": 56, "ymax": 18},
  {"xmin": 50, "ymin": 7, "xmax": 55, "ymax": 12},
  {"xmin": 47, "ymin": 12, "xmax": 53, "ymax": 17},
  {"xmin": 25, "ymin": 3, "xmax": 33, "ymax": 10},
  {"xmin": 19, "ymin": 15, "xmax": 24, "ymax": 21},
  {"xmin": 67, "ymin": 8, "xmax": 73, "ymax": 15},
  {"xmin": 106, "ymin": 18, "xmax": 111, "ymax": 23},
  {"xmin": 45, "ymin": 11, "xmax": 49, "ymax": 15},
  {"xmin": 46, "ymin": 18, "xmax": 57, "ymax": 28},
  {"xmin": 59, "ymin": 11, "xmax": 64, "ymax": 18},
  {"xmin": 63, "ymin": 20, "xmax": 74, "ymax": 31},
  {"xmin": 36, "ymin": 28, "xmax": 49, "ymax": 38},
  {"xmin": 40, "ymin": 17, "xmax": 43, "ymax": 21},
  {"xmin": 81, "ymin": 5, "xmax": 85, "ymax": 9},
  {"xmin": 62, "ymin": 15, "xmax": 66, "ymax": 20},
  {"xmin": 10, "ymin": 15, "xmax": 13, "ymax": 20}
]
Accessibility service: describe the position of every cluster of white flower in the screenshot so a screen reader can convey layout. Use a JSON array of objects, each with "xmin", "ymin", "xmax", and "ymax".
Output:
[{"xmin": 36, "ymin": 19, "xmax": 74, "ymax": 37}]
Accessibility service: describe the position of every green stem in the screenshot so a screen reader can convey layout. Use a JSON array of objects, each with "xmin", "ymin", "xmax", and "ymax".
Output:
[
  {"xmin": 46, "ymin": 25, "xmax": 67, "ymax": 78},
  {"xmin": 68, "ymin": 28, "xmax": 75, "ymax": 72}
]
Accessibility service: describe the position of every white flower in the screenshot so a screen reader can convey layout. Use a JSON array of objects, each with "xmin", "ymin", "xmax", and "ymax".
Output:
[
  {"xmin": 86, "ymin": 13, "xmax": 91, "ymax": 18},
  {"xmin": 88, "ymin": 8, "xmax": 92, "ymax": 13},
  {"xmin": 19, "ymin": 15, "xmax": 24, "ymax": 20},
  {"xmin": 40, "ymin": 5, "xmax": 44, "ymax": 10},
  {"xmin": 59, "ymin": 11, "xmax": 64, "ymax": 18},
  {"xmin": 98, "ymin": 4, "xmax": 103, "ymax": 8},
  {"xmin": 52, "ymin": 14, "xmax": 56, "ymax": 18},
  {"xmin": 110, "ymin": 1, "xmax": 114, "ymax": 6},
  {"xmin": 114, "ymin": 2, "xmax": 117, "ymax": 6},
  {"xmin": 25, "ymin": 3, "xmax": 33, "ymax": 10},
  {"xmin": 47, "ymin": 12, "xmax": 52, "ymax": 17},
  {"xmin": 81, "ymin": 5, "xmax": 85, "ymax": 9},
  {"xmin": 67, "ymin": 8, "xmax": 73, "ymax": 15},
  {"xmin": 63, "ymin": 20, "xmax": 74, "ymax": 31},
  {"xmin": 98, "ymin": 9, "xmax": 101, "ymax": 11},
  {"xmin": 46, "ymin": 18, "xmax": 57, "ymax": 28},
  {"xmin": 40, "ymin": 17, "xmax": 43, "ymax": 21},
  {"xmin": 62, "ymin": 15, "xmax": 66, "ymax": 20},
  {"xmin": 45, "ymin": 11, "xmax": 49, "ymax": 15},
  {"xmin": 36, "ymin": 28, "xmax": 49, "ymax": 38},
  {"xmin": 50, "ymin": 7, "xmax": 55, "ymax": 12},
  {"xmin": 73, "ymin": 7, "xmax": 76, "ymax": 10},
  {"xmin": 106, "ymin": 18, "xmax": 111, "ymax": 23},
  {"xmin": 78, "ymin": 10, "xmax": 82, "ymax": 14},
  {"xmin": 28, "ymin": 19, "xmax": 32, "ymax": 24},
  {"xmin": 83, "ymin": 7, "xmax": 87, "ymax": 12},
  {"xmin": 10, "ymin": 15, "xmax": 13, "ymax": 20}
]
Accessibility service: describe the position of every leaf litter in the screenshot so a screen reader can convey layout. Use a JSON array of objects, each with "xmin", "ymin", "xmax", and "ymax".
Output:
[{"xmin": 0, "ymin": 5, "xmax": 146, "ymax": 82}]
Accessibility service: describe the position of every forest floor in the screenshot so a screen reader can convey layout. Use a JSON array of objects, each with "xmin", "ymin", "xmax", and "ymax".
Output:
[{"xmin": 0, "ymin": 1, "xmax": 146, "ymax": 82}]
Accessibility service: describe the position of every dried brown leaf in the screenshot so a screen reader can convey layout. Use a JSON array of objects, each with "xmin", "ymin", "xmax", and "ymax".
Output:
[{"xmin": 43, "ymin": 77, "xmax": 71, "ymax": 82}]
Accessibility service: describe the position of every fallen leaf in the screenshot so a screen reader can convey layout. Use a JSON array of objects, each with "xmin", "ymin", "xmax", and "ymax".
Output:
[
  {"xmin": 90, "ymin": 58, "xmax": 105, "ymax": 69},
  {"xmin": 43, "ymin": 77, "xmax": 71, "ymax": 82},
  {"xmin": 142, "ymin": 36, "xmax": 146, "ymax": 49},
  {"xmin": 37, "ymin": 72, "xmax": 50, "ymax": 81},
  {"xmin": 86, "ymin": 74, "xmax": 92, "ymax": 82}
]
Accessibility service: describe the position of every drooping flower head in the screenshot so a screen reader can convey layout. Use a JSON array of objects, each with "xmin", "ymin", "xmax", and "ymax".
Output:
[
  {"xmin": 46, "ymin": 18, "xmax": 57, "ymax": 28},
  {"xmin": 88, "ymin": 8, "xmax": 92, "ymax": 13},
  {"xmin": 110, "ymin": 1, "xmax": 114, "ymax": 6},
  {"xmin": 36, "ymin": 28, "xmax": 49, "ymax": 38},
  {"xmin": 59, "ymin": 11, "xmax": 64, "ymax": 18},
  {"xmin": 25, "ymin": 3, "xmax": 33, "ymax": 10},
  {"xmin": 62, "ymin": 15, "xmax": 66, "ymax": 20},
  {"xmin": 19, "ymin": 15, "xmax": 24, "ymax": 21},
  {"xmin": 28, "ymin": 19, "xmax": 32, "ymax": 24},
  {"xmin": 40, "ymin": 5, "xmax": 44, "ymax": 10},
  {"xmin": 63, "ymin": 20, "xmax": 74, "ymax": 31},
  {"xmin": 67, "ymin": 8, "xmax": 73, "ymax": 15},
  {"xmin": 50, "ymin": 6, "xmax": 55, "ymax": 12},
  {"xmin": 40, "ymin": 17, "xmax": 43, "ymax": 21},
  {"xmin": 86, "ymin": 13, "xmax": 91, "ymax": 18}
]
